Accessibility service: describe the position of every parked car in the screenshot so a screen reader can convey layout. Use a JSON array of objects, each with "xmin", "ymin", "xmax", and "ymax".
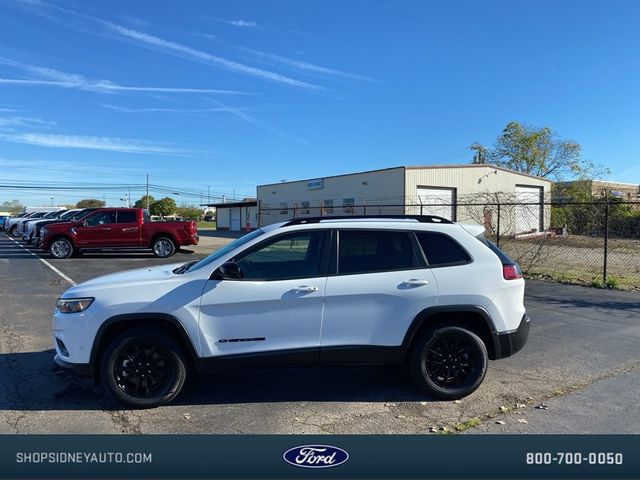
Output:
[
  {"xmin": 13, "ymin": 211, "xmax": 53, "ymax": 237},
  {"xmin": 52, "ymin": 215, "xmax": 530, "ymax": 408},
  {"xmin": 26, "ymin": 209, "xmax": 91, "ymax": 245},
  {"xmin": 5, "ymin": 212, "xmax": 39, "ymax": 236},
  {"xmin": 40, "ymin": 207, "xmax": 199, "ymax": 259},
  {"xmin": 0, "ymin": 215, "xmax": 9, "ymax": 230},
  {"xmin": 19, "ymin": 209, "xmax": 67, "ymax": 240}
]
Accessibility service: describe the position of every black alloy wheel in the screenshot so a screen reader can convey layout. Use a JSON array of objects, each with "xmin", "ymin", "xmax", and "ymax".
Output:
[
  {"xmin": 409, "ymin": 326, "xmax": 488, "ymax": 400},
  {"xmin": 101, "ymin": 328, "xmax": 187, "ymax": 408}
]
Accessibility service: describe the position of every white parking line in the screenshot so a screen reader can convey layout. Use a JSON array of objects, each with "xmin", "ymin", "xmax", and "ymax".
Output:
[{"xmin": 2, "ymin": 233, "xmax": 76, "ymax": 286}]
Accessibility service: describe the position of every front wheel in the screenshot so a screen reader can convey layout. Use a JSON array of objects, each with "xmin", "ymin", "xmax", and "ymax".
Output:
[
  {"xmin": 100, "ymin": 328, "xmax": 187, "ymax": 408},
  {"xmin": 151, "ymin": 237, "xmax": 176, "ymax": 258},
  {"xmin": 49, "ymin": 238, "xmax": 74, "ymax": 259},
  {"xmin": 409, "ymin": 326, "xmax": 488, "ymax": 400}
]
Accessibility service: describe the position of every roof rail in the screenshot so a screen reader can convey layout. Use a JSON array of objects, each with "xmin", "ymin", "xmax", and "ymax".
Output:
[{"xmin": 282, "ymin": 215, "xmax": 453, "ymax": 227}]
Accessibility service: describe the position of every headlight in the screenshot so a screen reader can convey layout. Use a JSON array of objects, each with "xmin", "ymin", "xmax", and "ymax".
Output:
[{"xmin": 56, "ymin": 297, "xmax": 94, "ymax": 314}]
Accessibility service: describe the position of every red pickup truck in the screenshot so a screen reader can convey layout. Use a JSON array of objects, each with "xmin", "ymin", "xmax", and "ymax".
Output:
[{"xmin": 40, "ymin": 208, "xmax": 198, "ymax": 259}]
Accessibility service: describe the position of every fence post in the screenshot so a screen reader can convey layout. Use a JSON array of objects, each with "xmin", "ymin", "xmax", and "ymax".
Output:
[
  {"xmin": 496, "ymin": 203, "xmax": 501, "ymax": 247},
  {"xmin": 257, "ymin": 200, "xmax": 262, "ymax": 228},
  {"xmin": 603, "ymin": 195, "xmax": 609, "ymax": 284}
]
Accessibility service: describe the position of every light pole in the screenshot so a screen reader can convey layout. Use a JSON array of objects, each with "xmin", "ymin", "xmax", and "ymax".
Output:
[{"xmin": 50, "ymin": 197, "xmax": 54, "ymax": 206}]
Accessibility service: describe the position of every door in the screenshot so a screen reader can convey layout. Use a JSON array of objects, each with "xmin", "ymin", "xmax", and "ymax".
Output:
[
  {"xmin": 198, "ymin": 230, "xmax": 330, "ymax": 360},
  {"xmin": 74, "ymin": 210, "xmax": 117, "ymax": 247},
  {"xmin": 416, "ymin": 187, "xmax": 455, "ymax": 220},
  {"xmin": 229, "ymin": 208, "xmax": 241, "ymax": 231},
  {"xmin": 115, "ymin": 210, "xmax": 141, "ymax": 246},
  {"xmin": 515, "ymin": 185, "xmax": 543, "ymax": 234},
  {"xmin": 321, "ymin": 230, "xmax": 438, "ymax": 356}
]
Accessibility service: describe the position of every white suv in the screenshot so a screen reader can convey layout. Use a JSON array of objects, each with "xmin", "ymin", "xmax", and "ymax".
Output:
[{"xmin": 52, "ymin": 216, "xmax": 530, "ymax": 408}]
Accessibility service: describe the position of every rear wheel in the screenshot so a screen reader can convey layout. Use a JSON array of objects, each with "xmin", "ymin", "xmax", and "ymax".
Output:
[
  {"xmin": 151, "ymin": 236, "xmax": 176, "ymax": 258},
  {"xmin": 49, "ymin": 237, "xmax": 73, "ymax": 259},
  {"xmin": 9, "ymin": 225, "xmax": 17, "ymax": 236},
  {"xmin": 100, "ymin": 328, "xmax": 187, "ymax": 408},
  {"xmin": 409, "ymin": 326, "xmax": 488, "ymax": 400}
]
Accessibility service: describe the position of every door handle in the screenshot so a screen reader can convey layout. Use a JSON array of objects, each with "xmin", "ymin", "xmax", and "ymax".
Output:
[
  {"xmin": 101, "ymin": 227, "xmax": 111, "ymax": 231},
  {"xmin": 121, "ymin": 227, "xmax": 137, "ymax": 232},
  {"xmin": 400, "ymin": 279, "xmax": 430, "ymax": 287},
  {"xmin": 292, "ymin": 286, "xmax": 319, "ymax": 292}
]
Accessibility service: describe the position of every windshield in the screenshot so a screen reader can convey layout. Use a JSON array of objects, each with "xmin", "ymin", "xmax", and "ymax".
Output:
[
  {"xmin": 187, "ymin": 229, "xmax": 266, "ymax": 272},
  {"xmin": 60, "ymin": 210, "xmax": 77, "ymax": 220}
]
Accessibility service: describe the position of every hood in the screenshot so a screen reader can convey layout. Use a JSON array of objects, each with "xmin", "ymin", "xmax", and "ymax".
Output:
[{"xmin": 65, "ymin": 262, "xmax": 186, "ymax": 295}]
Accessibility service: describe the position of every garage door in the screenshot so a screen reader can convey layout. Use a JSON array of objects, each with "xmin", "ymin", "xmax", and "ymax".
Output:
[
  {"xmin": 416, "ymin": 187, "xmax": 455, "ymax": 220},
  {"xmin": 229, "ymin": 208, "xmax": 241, "ymax": 231},
  {"xmin": 515, "ymin": 185, "xmax": 542, "ymax": 234}
]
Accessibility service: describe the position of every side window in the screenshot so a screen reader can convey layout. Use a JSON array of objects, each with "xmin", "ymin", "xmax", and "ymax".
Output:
[
  {"xmin": 416, "ymin": 231, "xmax": 471, "ymax": 267},
  {"xmin": 84, "ymin": 211, "xmax": 116, "ymax": 227},
  {"xmin": 338, "ymin": 230, "xmax": 415, "ymax": 275},
  {"xmin": 117, "ymin": 211, "xmax": 137, "ymax": 223},
  {"xmin": 235, "ymin": 231, "xmax": 327, "ymax": 281}
]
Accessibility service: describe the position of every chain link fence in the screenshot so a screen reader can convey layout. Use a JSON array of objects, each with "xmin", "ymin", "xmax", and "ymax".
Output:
[{"xmin": 258, "ymin": 196, "xmax": 640, "ymax": 291}]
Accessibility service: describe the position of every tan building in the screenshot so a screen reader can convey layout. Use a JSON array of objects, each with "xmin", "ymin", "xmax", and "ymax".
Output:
[
  {"xmin": 257, "ymin": 165, "xmax": 553, "ymax": 235},
  {"xmin": 555, "ymin": 179, "xmax": 640, "ymax": 200}
]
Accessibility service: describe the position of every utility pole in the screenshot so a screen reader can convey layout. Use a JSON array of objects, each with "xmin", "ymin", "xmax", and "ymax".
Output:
[
  {"xmin": 128, "ymin": 186, "xmax": 131, "ymax": 208},
  {"xmin": 207, "ymin": 185, "xmax": 211, "ymax": 204},
  {"xmin": 470, "ymin": 142, "xmax": 487, "ymax": 164},
  {"xmin": 146, "ymin": 174, "xmax": 150, "ymax": 210}
]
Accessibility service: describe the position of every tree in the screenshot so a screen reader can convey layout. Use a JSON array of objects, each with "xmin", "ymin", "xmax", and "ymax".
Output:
[
  {"xmin": 149, "ymin": 197, "xmax": 177, "ymax": 217},
  {"xmin": 176, "ymin": 207, "xmax": 203, "ymax": 221},
  {"xmin": 477, "ymin": 122, "xmax": 608, "ymax": 180},
  {"xmin": 76, "ymin": 199, "xmax": 105, "ymax": 208},
  {"xmin": 2, "ymin": 200, "xmax": 24, "ymax": 215},
  {"xmin": 134, "ymin": 195, "xmax": 155, "ymax": 209}
]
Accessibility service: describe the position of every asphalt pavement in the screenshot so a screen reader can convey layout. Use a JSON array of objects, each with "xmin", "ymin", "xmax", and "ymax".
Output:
[{"xmin": 1, "ymin": 231, "xmax": 639, "ymax": 434}]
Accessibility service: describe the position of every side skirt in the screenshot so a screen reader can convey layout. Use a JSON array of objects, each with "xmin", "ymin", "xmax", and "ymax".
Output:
[{"xmin": 196, "ymin": 346, "xmax": 405, "ymax": 374}]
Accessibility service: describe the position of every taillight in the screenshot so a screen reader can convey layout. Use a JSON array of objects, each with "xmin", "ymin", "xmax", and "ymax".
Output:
[
  {"xmin": 503, "ymin": 264, "xmax": 522, "ymax": 280},
  {"xmin": 185, "ymin": 221, "xmax": 197, "ymax": 235}
]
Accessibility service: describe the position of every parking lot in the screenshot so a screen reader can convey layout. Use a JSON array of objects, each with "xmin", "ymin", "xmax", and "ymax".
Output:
[{"xmin": 1, "ymin": 231, "xmax": 639, "ymax": 434}]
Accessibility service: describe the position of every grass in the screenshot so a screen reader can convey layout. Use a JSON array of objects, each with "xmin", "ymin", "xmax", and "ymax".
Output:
[
  {"xmin": 454, "ymin": 417, "xmax": 481, "ymax": 432},
  {"xmin": 196, "ymin": 221, "xmax": 216, "ymax": 230}
]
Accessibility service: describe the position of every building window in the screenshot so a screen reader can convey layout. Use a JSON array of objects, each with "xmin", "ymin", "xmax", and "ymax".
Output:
[
  {"xmin": 279, "ymin": 202, "xmax": 288, "ymax": 215},
  {"xmin": 301, "ymin": 201, "xmax": 310, "ymax": 215},
  {"xmin": 323, "ymin": 199, "xmax": 334, "ymax": 214},
  {"xmin": 343, "ymin": 198, "xmax": 354, "ymax": 214}
]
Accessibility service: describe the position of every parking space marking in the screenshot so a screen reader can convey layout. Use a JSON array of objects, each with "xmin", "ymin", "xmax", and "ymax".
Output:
[{"xmin": 2, "ymin": 233, "xmax": 76, "ymax": 286}]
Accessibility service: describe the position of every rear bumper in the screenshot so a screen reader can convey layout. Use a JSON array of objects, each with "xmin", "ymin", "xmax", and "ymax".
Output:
[{"xmin": 493, "ymin": 313, "xmax": 530, "ymax": 359}]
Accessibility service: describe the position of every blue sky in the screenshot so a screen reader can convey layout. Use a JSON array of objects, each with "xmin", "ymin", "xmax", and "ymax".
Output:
[{"xmin": 1, "ymin": 0, "xmax": 639, "ymax": 207}]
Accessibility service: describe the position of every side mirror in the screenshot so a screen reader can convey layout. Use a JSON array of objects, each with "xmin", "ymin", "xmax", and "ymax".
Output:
[{"xmin": 214, "ymin": 261, "xmax": 242, "ymax": 280}]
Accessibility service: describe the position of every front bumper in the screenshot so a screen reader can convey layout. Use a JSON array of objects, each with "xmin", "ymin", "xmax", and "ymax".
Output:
[
  {"xmin": 493, "ymin": 313, "xmax": 530, "ymax": 359},
  {"xmin": 54, "ymin": 353, "xmax": 92, "ymax": 376}
]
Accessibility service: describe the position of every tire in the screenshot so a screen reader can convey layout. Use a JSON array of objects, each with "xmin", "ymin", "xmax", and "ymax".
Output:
[
  {"xmin": 9, "ymin": 225, "xmax": 17, "ymax": 236},
  {"xmin": 100, "ymin": 327, "xmax": 187, "ymax": 408},
  {"xmin": 151, "ymin": 236, "xmax": 176, "ymax": 258},
  {"xmin": 49, "ymin": 237, "xmax": 74, "ymax": 259},
  {"xmin": 409, "ymin": 325, "xmax": 488, "ymax": 400}
]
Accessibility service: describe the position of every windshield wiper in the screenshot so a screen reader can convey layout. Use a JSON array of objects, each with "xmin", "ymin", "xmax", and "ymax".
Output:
[{"xmin": 174, "ymin": 260, "xmax": 199, "ymax": 274}]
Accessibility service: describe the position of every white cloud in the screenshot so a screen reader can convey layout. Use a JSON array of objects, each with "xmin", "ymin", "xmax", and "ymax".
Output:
[
  {"xmin": 0, "ymin": 132, "xmax": 189, "ymax": 155},
  {"xmin": 240, "ymin": 47, "xmax": 378, "ymax": 82},
  {"xmin": 0, "ymin": 57, "xmax": 250, "ymax": 95},
  {"xmin": 225, "ymin": 20, "xmax": 258, "ymax": 28},
  {"xmin": 0, "ymin": 115, "xmax": 55, "ymax": 130},
  {"xmin": 98, "ymin": 104, "xmax": 250, "ymax": 114},
  {"xmin": 101, "ymin": 22, "xmax": 325, "ymax": 91}
]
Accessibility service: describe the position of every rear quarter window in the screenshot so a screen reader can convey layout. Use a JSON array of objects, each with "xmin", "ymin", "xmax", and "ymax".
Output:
[{"xmin": 415, "ymin": 231, "xmax": 472, "ymax": 267}]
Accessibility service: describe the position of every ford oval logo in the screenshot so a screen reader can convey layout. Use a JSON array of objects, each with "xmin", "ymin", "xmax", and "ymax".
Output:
[{"xmin": 283, "ymin": 444, "xmax": 349, "ymax": 468}]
